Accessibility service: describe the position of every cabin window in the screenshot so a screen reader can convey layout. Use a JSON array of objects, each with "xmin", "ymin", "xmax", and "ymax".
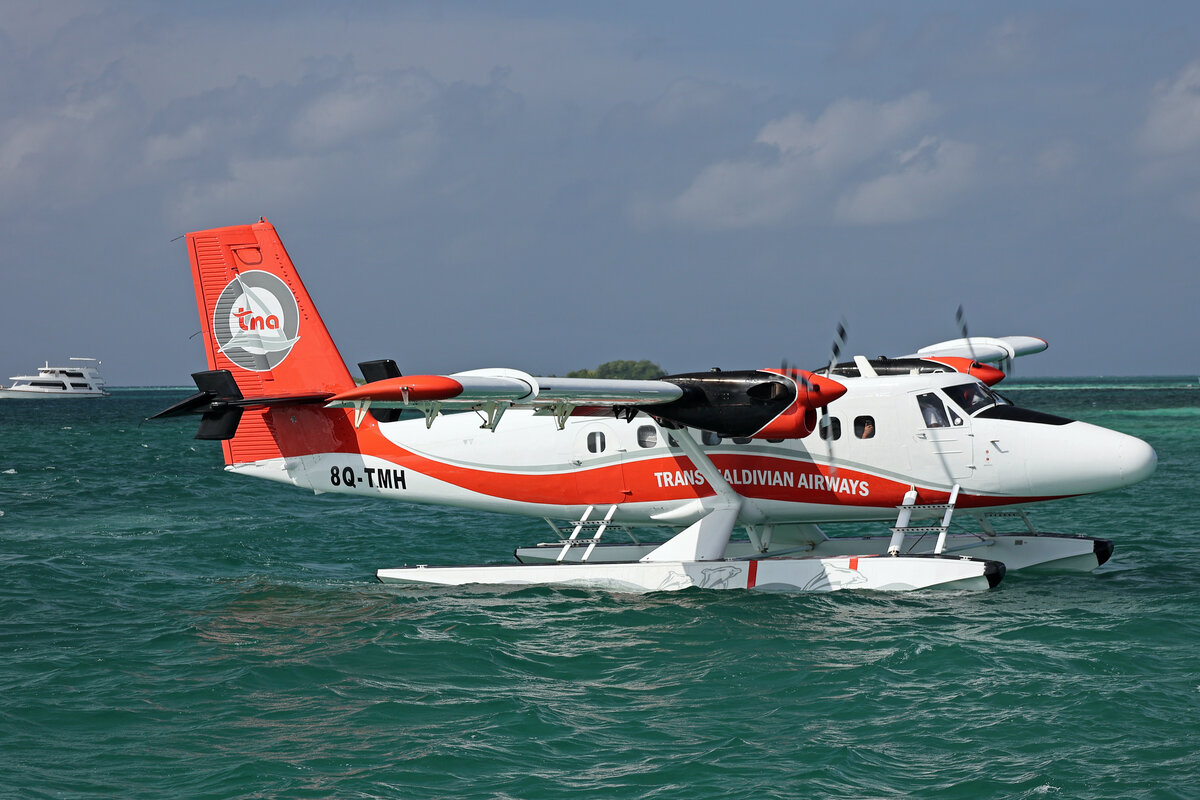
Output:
[
  {"xmin": 819, "ymin": 416, "xmax": 841, "ymax": 441},
  {"xmin": 917, "ymin": 393, "xmax": 950, "ymax": 428},
  {"xmin": 65, "ymin": 371, "xmax": 85, "ymax": 378},
  {"xmin": 71, "ymin": 383, "xmax": 91, "ymax": 389},
  {"xmin": 637, "ymin": 426, "xmax": 657, "ymax": 448},
  {"xmin": 701, "ymin": 431, "xmax": 722, "ymax": 446},
  {"xmin": 732, "ymin": 437, "xmax": 753, "ymax": 445},
  {"xmin": 587, "ymin": 431, "xmax": 606, "ymax": 453},
  {"xmin": 31, "ymin": 381, "xmax": 66, "ymax": 389},
  {"xmin": 854, "ymin": 416, "xmax": 875, "ymax": 439}
]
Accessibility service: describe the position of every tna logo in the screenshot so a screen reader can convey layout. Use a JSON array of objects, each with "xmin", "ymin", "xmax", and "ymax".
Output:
[
  {"xmin": 234, "ymin": 307, "xmax": 281, "ymax": 331},
  {"xmin": 213, "ymin": 270, "xmax": 301, "ymax": 372}
]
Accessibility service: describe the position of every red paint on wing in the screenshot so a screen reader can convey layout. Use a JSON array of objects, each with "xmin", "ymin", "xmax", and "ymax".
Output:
[
  {"xmin": 925, "ymin": 356, "xmax": 1006, "ymax": 386},
  {"xmin": 328, "ymin": 375, "xmax": 464, "ymax": 403}
]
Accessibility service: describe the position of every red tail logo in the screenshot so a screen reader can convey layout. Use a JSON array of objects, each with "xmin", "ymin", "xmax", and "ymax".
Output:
[{"xmin": 213, "ymin": 270, "xmax": 301, "ymax": 372}]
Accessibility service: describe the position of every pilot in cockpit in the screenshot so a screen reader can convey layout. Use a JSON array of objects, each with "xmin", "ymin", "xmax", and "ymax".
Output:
[{"xmin": 917, "ymin": 393, "xmax": 948, "ymax": 428}]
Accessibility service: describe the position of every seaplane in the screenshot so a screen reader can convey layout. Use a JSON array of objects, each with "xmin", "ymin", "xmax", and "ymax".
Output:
[{"xmin": 155, "ymin": 219, "xmax": 1157, "ymax": 593}]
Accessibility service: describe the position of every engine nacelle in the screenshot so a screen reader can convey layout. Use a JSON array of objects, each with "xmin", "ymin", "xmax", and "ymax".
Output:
[{"xmin": 646, "ymin": 369, "xmax": 845, "ymax": 439}]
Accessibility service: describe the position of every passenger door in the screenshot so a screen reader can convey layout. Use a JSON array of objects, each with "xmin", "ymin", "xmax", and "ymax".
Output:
[
  {"xmin": 909, "ymin": 390, "xmax": 974, "ymax": 482},
  {"xmin": 573, "ymin": 421, "xmax": 630, "ymax": 504}
]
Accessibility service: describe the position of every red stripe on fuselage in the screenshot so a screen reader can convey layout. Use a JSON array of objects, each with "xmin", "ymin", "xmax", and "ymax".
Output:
[{"xmin": 257, "ymin": 406, "xmax": 1063, "ymax": 512}]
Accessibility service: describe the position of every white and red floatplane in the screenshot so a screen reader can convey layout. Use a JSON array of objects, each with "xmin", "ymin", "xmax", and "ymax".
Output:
[{"xmin": 155, "ymin": 219, "xmax": 1156, "ymax": 593}]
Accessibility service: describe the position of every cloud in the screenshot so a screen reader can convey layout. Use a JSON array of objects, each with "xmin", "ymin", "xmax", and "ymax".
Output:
[
  {"xmin": 154, "ymin": 71, "xmax": 450, "ymax": 227},
  {"xmin": 636, "ymin": 78, "xmax": 740, "ymax": 128},
  {"xmin": 757, "ymin": 93, "xmax": 936, "ymax": 171},
  {"xmin": 1133, "ymin": 61, "xmax": 1200, "ymax": 221},
  {"xmin": 983, "ymin": 16, "xmax": 1039, "ymax": 66},
  {"xmin": 1035, "ymin": 140, "xmax": 1079, "ymax": 176},
  {"xmin": 659, "ymin": 155, "xmax": 808, "ymax": 229},
  {"xmin": 0, "ymin": 61, "xmax": 145, "ymax": 212},
  {"xmin": 655, "ymin": 91, "xmax": 977, "ymax": 229},
  {"xmin": 835, "ymin": 136, "xmax": 977, "ymax": 224},
  {"xmin": 143, "ymin": 123, "xmax": 211, "ymax": 165},
  {"xmin": 1, "ymin": 45, "xmax": 521, "ymax": 228},
  {"xmin": 1137, "ymin": 60, "xmax": 1200, "ymax": 157},
  {"xmin": 834, "ymin": 19, "xmax": 891, "ymax": 64},
  {"xmin": 288, "ymin": 70, "xmax": 441, "ymax": 152}
]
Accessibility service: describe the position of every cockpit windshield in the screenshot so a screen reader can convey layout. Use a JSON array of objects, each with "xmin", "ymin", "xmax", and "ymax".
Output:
[{"xmin": 943, "ymin": 382, "xmax": 1010, "ymax": 415}]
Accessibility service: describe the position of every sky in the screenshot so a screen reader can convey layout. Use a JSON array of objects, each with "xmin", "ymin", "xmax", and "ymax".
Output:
[{"xmin": 2, "ymin": 1, "xmax": 1198, "ymax": 385}]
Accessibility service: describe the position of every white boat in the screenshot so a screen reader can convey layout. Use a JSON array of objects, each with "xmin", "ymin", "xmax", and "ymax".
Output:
[{"xmin": 0, "ymin": 358, "xmax": 109, "ymax": 398}]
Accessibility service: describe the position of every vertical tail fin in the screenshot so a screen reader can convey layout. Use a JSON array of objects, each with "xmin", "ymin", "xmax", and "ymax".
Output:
[{"xmin": 186, "ymin": 219, "xmax": 357, "ymax": 465}]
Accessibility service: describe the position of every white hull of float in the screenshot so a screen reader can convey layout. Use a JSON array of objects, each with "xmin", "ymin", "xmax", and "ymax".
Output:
[
  {"xmin": 515, "ymin": 532, "xmax": 1113, "ymax": 574},
  {"xmin": 377, "ymin": 553, "xmax": 1005, "ymax": 593}
]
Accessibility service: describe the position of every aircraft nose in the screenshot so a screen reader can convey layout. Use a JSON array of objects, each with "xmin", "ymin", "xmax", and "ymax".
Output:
[
  {"xmin": 1021, "ymin": 422, "xmax": 1157, "ymax": 497},
  {"xmin": 1117, "ymin": 434, "xmax": 1157, "ymax": 486},
  {"xmin": 1074, "ymin": 426, "xmax": 1157, "ymax": 493}
]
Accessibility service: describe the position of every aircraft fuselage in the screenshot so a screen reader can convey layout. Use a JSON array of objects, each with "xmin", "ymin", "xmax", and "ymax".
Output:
[{"xmin": 242, "ymin": 371, "xmax": 1155, "ymax": 528}]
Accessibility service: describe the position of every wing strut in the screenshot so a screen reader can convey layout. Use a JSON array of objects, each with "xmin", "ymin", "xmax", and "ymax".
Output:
[{"xmin": 639, "ymin": 427, "xmax": 764, "ymax": 562}]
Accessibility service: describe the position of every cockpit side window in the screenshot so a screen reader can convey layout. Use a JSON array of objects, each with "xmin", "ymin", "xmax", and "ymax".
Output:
[
  {"xmin": 947, "ymin": 404, "xmax": 963, "ymax": 426},
  {"xmin": 944, "ymin": 382, "xmax": 1000, "ymax": 415},
  {"xmin": 917, "ymin": 393, "xmax": 950, "ymax": 428}
]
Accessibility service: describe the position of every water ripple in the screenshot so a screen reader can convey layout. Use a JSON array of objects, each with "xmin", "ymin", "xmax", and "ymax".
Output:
[{"xmin": 1, "ymin": 389, "xmax": 1197, "ymax": 799}]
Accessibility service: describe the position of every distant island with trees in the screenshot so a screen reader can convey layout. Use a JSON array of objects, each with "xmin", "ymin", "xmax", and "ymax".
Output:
[{"xmin": 566, "ymin": 360, "xmax": 666, "ymax": 380}]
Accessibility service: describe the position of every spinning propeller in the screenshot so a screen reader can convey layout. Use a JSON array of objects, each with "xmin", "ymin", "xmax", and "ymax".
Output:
[
  {"xmin": 781, "ymin": 318, "xmax": 848, "ymax": 474},
  {"xmin": 820, "ymin": 318, "xmax": 848, "ymax": 474},
  {"xmin": 956, "ymin": 304, "xmax": 1003, "ymax": 377}
]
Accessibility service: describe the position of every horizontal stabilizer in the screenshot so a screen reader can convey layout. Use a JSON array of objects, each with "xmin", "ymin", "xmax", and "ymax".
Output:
[
  {"xmin": 152, "ymin": 370, "xmax": 243, "ymax": 418},
  {"xmin": 152, "ymin": 370, "xmax": 333, "ymax": 440}
]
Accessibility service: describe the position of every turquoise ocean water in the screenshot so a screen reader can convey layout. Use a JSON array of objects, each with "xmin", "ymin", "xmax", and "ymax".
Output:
[{"xmin": 1, "ymin": 379, "xmax": 1197, "ymax": 799}]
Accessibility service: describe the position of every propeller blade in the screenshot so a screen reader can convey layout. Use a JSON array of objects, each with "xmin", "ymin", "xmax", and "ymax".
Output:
[
  {"xmin": 829, "ymin": 318, "xmax": 848, "ymax": 372},
  {"xmin": 955, "ymin": 304, "xmax": 1009, "ymax": 381},
  {"xmin": 956, "ymin": 304, "xmax": 980, "ymax": 364},
  {"xmin": 825, "ymin": 319, "xmax": 848, "ymax": 473}
]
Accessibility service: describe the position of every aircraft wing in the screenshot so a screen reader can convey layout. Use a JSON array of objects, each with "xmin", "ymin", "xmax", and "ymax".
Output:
[
  {"xmin": 170, "ymin": 354, "xmax": 844, "ymax": 439},
  {"xmin": 324, "ymin": 362, "xmax": 845, "ymax": 438},
  {"xmin": 907, "ymin": 336, "xmax": 1047, "ymax": 364},
  {"xmin": 324, "ymin": 367, "xmax": 683, "ymax": 411}
]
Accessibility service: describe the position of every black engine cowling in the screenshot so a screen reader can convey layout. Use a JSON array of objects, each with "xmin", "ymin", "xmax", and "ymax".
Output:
[{"xmin": 646, "ymin": 370, "xmax": 800, "ymax": 438}]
